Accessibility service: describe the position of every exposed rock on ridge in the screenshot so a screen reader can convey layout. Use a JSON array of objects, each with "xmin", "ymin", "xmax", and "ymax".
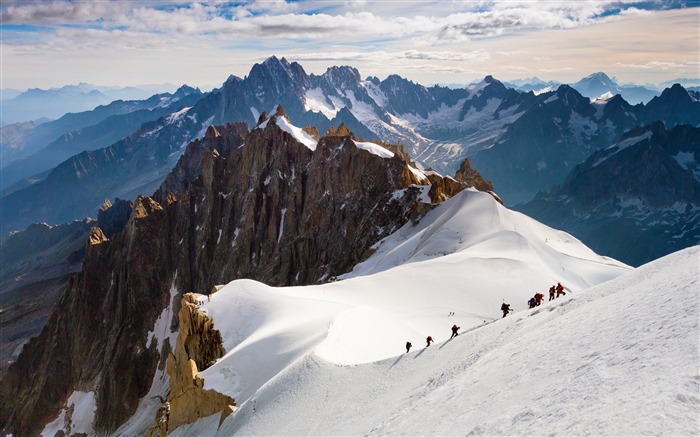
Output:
[{"xmin": 147, "ymin": 293, "xmax": 233, "ymax": 435}]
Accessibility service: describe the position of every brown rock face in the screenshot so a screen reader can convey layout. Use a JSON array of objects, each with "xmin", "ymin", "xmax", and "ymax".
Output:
[
  {"xmin": 146, "ymin": 293, "xmax": 233, "ymax": 435},
  {"xmin": 454, "ymin": 157, "xmax": 495, "ymax": 193},
  {"xmin": 0, "ymin": 115, "xmax": 471, "ymax": 435}
]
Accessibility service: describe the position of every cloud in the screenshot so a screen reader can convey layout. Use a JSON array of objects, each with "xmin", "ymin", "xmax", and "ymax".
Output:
[
  {"xmin": 538, "ymin": 67, "xmax": 575, "ymax": 73},
  {"xmin": 615, "ymin": 60, "xmax": 698, "ymax": 70},
  {"xmin": 284, "ymin": 50, "xmax": 491, "ymax": 64},
  {"xmin": 1, "ymin": 1, "xmax": 131, "ymax": 24}
]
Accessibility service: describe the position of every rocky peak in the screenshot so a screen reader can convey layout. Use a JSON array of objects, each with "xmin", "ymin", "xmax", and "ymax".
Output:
[
  {"xmin": 88, "ymin": 227, "xmax": 108, "ymax": 245},
  {"xmin": 205, "ymin": 125, "xmax": 221, "ymax": 140},
  {"xmin": 97, "ymin": 198, "xmax": 133, "ymax": 238},
  {"xmin": 577, "ymin": 72, "xmax": 616, "ymax": 88},
  {"xmin": 322, "ymin": 65, "xmax": 362, "ymax": 89},
  {"xmin": 172, "ymin": 84, "xmax": 203, "ymax": 100},
  {"xmin": 454, "ymin": 157, "xmax": 495, "ymax": 193},
  {"xmin": 555, "ymin": 84, "xmax": 586, "ymax": 105}
]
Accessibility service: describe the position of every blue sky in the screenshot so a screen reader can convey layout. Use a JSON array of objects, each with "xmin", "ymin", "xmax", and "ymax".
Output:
[{"xmin": 1, "ymin": 1, "xmax": 698, "ymax": 90}]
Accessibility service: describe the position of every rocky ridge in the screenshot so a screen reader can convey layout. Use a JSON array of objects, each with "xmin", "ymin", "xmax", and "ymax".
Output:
[{"xmin": 0, "ymin": 112, "xmax": 496, "ymax": 435}]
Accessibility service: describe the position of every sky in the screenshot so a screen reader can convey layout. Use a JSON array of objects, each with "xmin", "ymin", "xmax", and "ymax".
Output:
[{"xmin": 1, "ymin": 1, "xmax": 699, "ymax": 91}]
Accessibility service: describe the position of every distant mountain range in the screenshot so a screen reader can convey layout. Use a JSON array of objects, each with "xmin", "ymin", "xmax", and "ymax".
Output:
[
  {"xmin": 0, "ymin": 83, "xmax": 179, "ymax": 125},
  {"xmin": 0, "ymin": 85, "xmax": 204, "ymax": 192},
  {"xmin": 1, "ymin": 57, "xmax": 698, "ymax": 264}
]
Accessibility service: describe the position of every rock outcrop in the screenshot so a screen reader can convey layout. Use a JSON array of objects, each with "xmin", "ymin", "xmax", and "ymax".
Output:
[
  {"xmin": 147, "ymin": 293, "xmax": 234, "ymax": 436},
  {"xmin": 0, "ymin": 113, "xmax": 494, "ymax": 435}
]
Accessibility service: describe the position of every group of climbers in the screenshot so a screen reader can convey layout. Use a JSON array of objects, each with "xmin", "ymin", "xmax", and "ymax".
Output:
[
  {"xmin": 405, "ymin": 324, "xmax": 460, "ymax": 353},
  {"xmin": 406, "ymin": 283, "xmax": 566, "ymax": 353},
  {"xmin": 531, "ymin": 282, "xmax": 566, "ymax": 308}
]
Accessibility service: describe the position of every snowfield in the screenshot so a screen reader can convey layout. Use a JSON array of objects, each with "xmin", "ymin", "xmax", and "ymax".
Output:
[{"xmin": 162, "ymin": 190, "xmax": 699, "ymax": 436}]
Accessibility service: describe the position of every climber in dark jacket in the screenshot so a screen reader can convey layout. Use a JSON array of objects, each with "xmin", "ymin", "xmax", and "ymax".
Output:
[
  {"xmin": 501, "ymin": 302, "xmax": 512, "ymax": 318},
  {"xmin": 450, "ymin": 324, "xmax": 460, "ymax": 339},
  {"xmin": 406, "ymin": 341, "xmax": 412, "ymax": 353}
]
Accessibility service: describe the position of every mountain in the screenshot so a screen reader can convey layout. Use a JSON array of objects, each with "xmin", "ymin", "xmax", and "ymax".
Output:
[
  {"xmin": 516, "ymin": 122, "xmax": 700, "ymax": 266},
  {"xmin": 0, "ymin": 88, "xmax": 23, "ymax": 102},
  {"xmin": 470, "ymin": 83, "xmax": 700, "ymax": 206},
  {"xmin": 0, "ymin": 108, "xmax": 483, "ymax": 435},
  {"xmin": 505, "ymin": 76, "xmax": 561, "ymax": 94},
  {"xmin": 0, "ymin": 197, "xmax": 134, "ymax": 379},
  {"xmin": 659, "ymin": 77, "xmax": 700, "ymax": 89},
  {"xmin": 0, "ymin": 85, "xmax": 204, "ymax": 193},
  {"xmin": 0, "ymin": 84, "xmax": 112, "ymax": 125},
  {"xmin": 3, "ymin": 58, "xmax": 697, "ymax": 233},
  {"xmin": 0, "ymin": 87, "xmax": 199, "ymax": 170},
  {"xmin": 571, "ymin": 72, "xmax": 658, "ymax": 104},
  {"xmin": 0, "ymin": 57, "xmax": 445, "ymax": 232},
  {"xmin": 0, "ymin": 220, "xmax": 92, "ymax": 376},
  {"xmin": 644, "ymin": 83, "xmax": 700, "ymax": 127}
]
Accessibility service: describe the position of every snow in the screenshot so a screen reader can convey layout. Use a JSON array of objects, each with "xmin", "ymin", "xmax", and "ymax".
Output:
[
  {"xmin": 165, "ymin": 106, "xmax": 191, "ymax": 125},
  {"xmin": 593, "ymin": 131, "xmax": 654, "ymax": 167},
  {"xmin": 160, "ymin": 189, "xmax": 698, "ymax": 437},
  {"xmin": 41, "ymin": 391, "xmax": 97, "ymax": 437},
  {"xmin": 274, "ymin": 116, "xmax": 318, "ymax": 151},
  {"xmin": 304, "ymin": 87, "xmax": 340, "ymax": 119},
  {"xmin": 277, "ymin": 208, "xmax": 287, "ymax": 243},
  {"xmin": 362, "ymin": 80, "xmax": 388, "ymax": 107},
  {"xmin": 544, "ymin": 94, "xmax": 559, "ymax": 104},
  {"xmin": 352, "ymin": 140, "xmax": 394, "ymax": 159},
  {"xmin": 674, "ymin": 151, "xmax": 696, "ymax": 172},
  {"xmin": 145, "ymin": 279, "xmax": 179, "ymax": 352},
  {"xmin": 568, "ymin": 110, "xmax": 598, "ymax": 141},
  {"xmin": 466, "ymin": 79, "xmax": 489, "ymax": 98},
  {"xmin": 177, "ymin": 241, "xmax": 698, "ymax": 436},
  {"xmin": 595, "ymin": 91, "xmax": 614, "ymax": 100},
  {"xmin": 406, "ymin": 164, "xmax": 428, "ymax": 182}
]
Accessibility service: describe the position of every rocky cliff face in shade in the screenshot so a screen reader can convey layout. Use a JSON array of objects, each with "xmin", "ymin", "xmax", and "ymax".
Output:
[
  {"xmin": 516, "ymin": 122, "xmax": 700, "ymax": 266},
  {"xmin": 470, "ymin": 83, "xmax": 700, "ymax": 206},
  {"xmin": 0, "ymin": 114, "xmax": 494, "ymax": 435}
]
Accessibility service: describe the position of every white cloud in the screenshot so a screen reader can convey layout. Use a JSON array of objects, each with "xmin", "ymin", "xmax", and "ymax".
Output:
[{"xmin": 1, "ymin": 1, "xmax": 131, "ymax": 24}]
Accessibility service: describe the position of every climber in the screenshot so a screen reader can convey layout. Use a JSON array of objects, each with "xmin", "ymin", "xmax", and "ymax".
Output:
[
  {"xmin": 406, "ymin": 341, "xmax": 412, "ymax": 353},
  {"xmin": 528, "ymin": 297, "xmax": 538, "ymax": 309},
  {"xmin": 534, "ymin": 292, "xmax": 544, "ymax": 306},
  {"xmin": 426, "ymin": 336, "xmax": 434, "ymax": 347},
  {"xmin": 556, "ymin": 282, "xmax": 565, "ymax": 297},
  {"xmin": 501, "ymin": 302, "xmax": 512, "ymax": 318},
  {"xmin": 450, "ymin": 324, "xmax": 460, "ymax": 339},
  {"xmin": 549, "ymin": 285, "xmax": 556, "ymax": 301}
]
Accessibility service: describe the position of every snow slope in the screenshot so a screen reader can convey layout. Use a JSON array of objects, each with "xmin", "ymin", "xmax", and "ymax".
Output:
[
  {"xmin": 177, "ymin": 244, "xmax": 698, "ymax": 436},
  {"xmin": 162, "ymin": 189, "xmax": 697, "ymax": 436}
]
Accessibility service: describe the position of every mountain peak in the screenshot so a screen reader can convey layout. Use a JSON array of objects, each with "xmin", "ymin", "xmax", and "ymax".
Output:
[
  {"xmin": 322, "ymin": 65, "xmax": 361, "ymax": 87},
  {"xmin": 581, "ymin": 72, "xmax": 615, "ymax": 84},
  {"xmin": 263, "ymin": 55, "xmax": 286, "ymax": 66}
]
